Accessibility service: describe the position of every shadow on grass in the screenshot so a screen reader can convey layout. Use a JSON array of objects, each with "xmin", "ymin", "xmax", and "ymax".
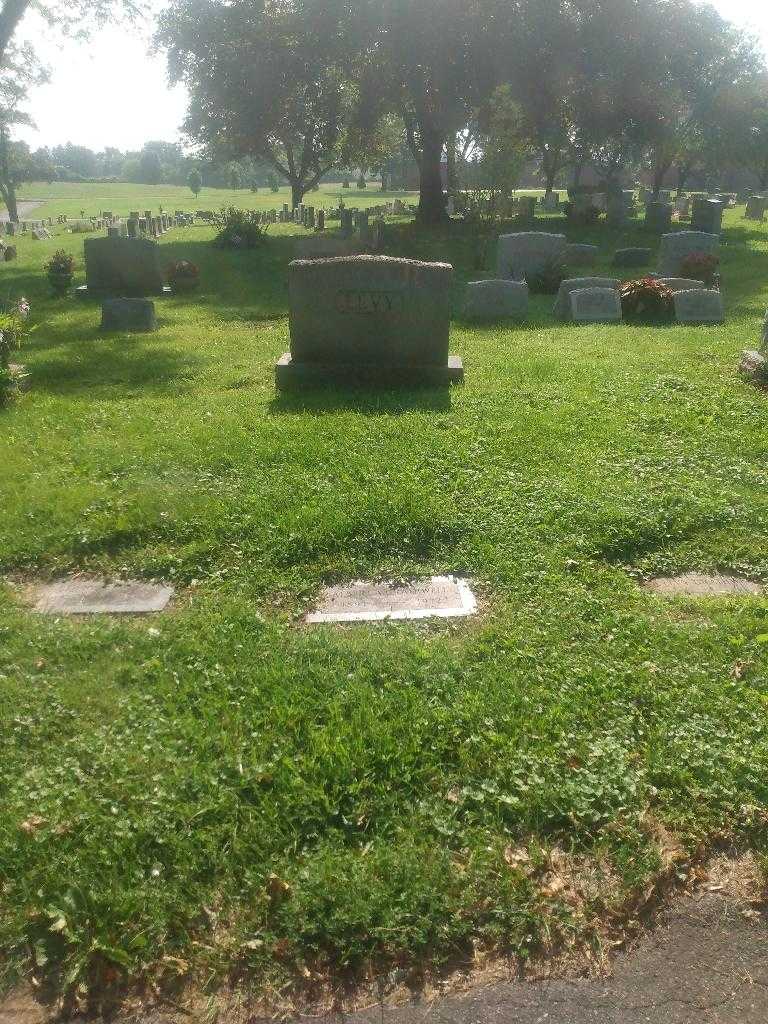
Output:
[
  {"xmin": 269, "ymin": 384, "xmax": 453, "ymax": 416},
  {"xmin": 29, "ymin": 334, "xmax": 203, "ymax": 396}
]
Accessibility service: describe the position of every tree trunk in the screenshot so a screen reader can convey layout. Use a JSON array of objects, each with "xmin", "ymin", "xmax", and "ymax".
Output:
[
  {"xmin": 760, "ymin": 160, "xmax": 768, "ymax": 190},
  {"xmin": 291, "ymin": 182, "xmax": 305, "ymax": 209},
  {"xmin": 446, "ymin": 132, "xmax": 458, "ymax": 195},
  {"xmin": 572, "ymin": 158, "xmax": 585, "ymax": 188},
  {"xmin": 416, "ymin": 130, "xmax": 446, "ymax": 225},
  {"xmin": 5, "ymin": 185, "xmax": 18, "ymax": 223}
]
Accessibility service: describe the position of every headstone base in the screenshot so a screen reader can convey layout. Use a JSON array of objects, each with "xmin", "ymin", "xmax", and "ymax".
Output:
[{"xmin": 275, "ymin": 353, "xmax": 464, "ymax": 388}]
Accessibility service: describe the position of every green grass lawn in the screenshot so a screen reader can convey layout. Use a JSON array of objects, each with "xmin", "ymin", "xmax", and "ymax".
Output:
[
  {"xmin": 1, "ymin": 186, "xmax": 768, "ymax": 1012},
  {"xmin": 12, "ymin": 180, "xmax": 419, "ymax": 221}
]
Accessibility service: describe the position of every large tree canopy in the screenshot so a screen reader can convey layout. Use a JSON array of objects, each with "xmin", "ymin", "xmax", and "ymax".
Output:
[{"xmin": 161, "ymin": 0, "xmax": 360, "ymax": 208}]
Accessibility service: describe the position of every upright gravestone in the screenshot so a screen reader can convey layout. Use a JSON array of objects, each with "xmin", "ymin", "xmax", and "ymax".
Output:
[
  {"xmin": 691, "ymin": 198, "xmax": 724, "ymax": 234},
  {"xmin": 316, "ymin": 209, "xmax": 325, "ymax": 231},
  {"xmin": 496, "ymin": 232, "xmax": 567, "ymax": 281},
  {"xmin": 645, "ymin": 202, "xmax": 672, "ymax": 233},
  {"xmin": 745, "ymin": 197, "xmax": 766, "ymax": 222},
  {"xmin": 657, "ymin": 231, "xmax": 719, "ymax": 276},
  {"xmin": 277, "ymin": 255, "xmax": 463, "ymax": 387},
  {"xmin": 606, "ymin": 195, "xmax": 628, "ymax": 227},
  {"xmin": 673, "ymin": 289, "xmax": 724, "ymax": 324},
  {"xmin": 81, "ymin": 237, "xmax": 165, "ymax": 298},
  {"xmin": 553, "ymin": 278, "xmax": 620, "ymax": 320},
  {"xmin": 569, "ymin": 287, "xmax": 622, "ymax": 323},
  {"xmin": 463, "ymin": 280, "xmax": 529, "ymax": 321}
]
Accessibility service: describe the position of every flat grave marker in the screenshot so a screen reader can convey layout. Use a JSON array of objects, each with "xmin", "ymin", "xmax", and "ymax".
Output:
[
  {"xmin": 306, "ymin": 576, "xmax": 477, "ymax": 623},
  {"xmin": 33, "ymin": 578, "xmax": 174, "ymax": 614},
  {"xmin": 644, "ymin": 573, "xmax": 762, "ymax": 597}
]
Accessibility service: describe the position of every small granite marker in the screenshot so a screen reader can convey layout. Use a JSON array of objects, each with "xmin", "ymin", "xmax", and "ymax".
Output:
[
  {"xmin": 612, "ymin": 248, "xmax": 652, "ymax": 268},
  {"xmin": 562, "ymin": 243, "xmax": 599, "ymax": 267},
  {"xmin": 306, "ymin": 576, "xmax": 476, "ymax": 623},
  {"xmin": 496, "ymin": 232, "xmax": 567, "ymax": 280},
  {"xmin": 673, "ymin": 289, "xmax": 724, "ymax": 325},
  {"xmin": 553, "ymin": 277, "xmax": 620, "ymax": 320},
  {"xmin": 569, "ymin": 286, "xmax": 622, "ymax": 323},
  {"xmin": 34, "ymin": 578, "xmax": 174, "ymax": 614},
  {"xmin": 463, "ymin": 279, "xmax": 528, "ymax": 320}
]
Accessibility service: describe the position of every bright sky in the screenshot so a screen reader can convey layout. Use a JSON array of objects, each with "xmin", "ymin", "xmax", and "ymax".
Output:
[{"xmin": 13, "ymin": 0, "xmax": 768, "ymax": 153}]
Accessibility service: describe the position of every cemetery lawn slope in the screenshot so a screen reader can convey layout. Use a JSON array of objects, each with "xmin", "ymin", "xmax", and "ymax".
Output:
[{"xmin": 1, "ymin": 202, "xmax": 767, "ymax": 1010}]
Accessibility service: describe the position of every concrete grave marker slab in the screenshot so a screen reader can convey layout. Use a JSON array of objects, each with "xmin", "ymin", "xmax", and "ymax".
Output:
[
  {"xmin": 278, "ymin": 255, "xmax": 462, "ymax": 387},
  {"xmin": 306, "ymin": 576, "xmax": 476, "ymax": 623},
  {"xmin": 657, "ymin": 231, "xmax": 719, "ymax": 276},
  {"xmin": 673, "ymin": 289, "xmax": 724, "ymax": 324},
  {"xmin": 34, "ymin": 578, "xmax": 174, "ymax": 614},
  {"xmin": 463, "ymin": 279, "xmax": 528, "ymax": 320},
  {"xmin": 644, "ymin": 573, "xmax": 762, "ymax": 597},
  {"xmin": 554, "ymin": 278, "xmax": 620, "ymax": 320},
  {"xmin": 496, "ymin": 232, "xmax": 567, "ymax": 281},
  {"xmin": 570, "ymin": 287, "xmax": 622, "ymax": 323}
]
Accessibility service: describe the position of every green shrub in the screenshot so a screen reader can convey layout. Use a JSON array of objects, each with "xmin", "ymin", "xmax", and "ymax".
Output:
[
  {"xmin": 527, "ymin": 256, "xmax": 568, "ymax": 295},
  {"xmin": 212, "ymin": 207, "xmax": 268, "ymax": 249}
]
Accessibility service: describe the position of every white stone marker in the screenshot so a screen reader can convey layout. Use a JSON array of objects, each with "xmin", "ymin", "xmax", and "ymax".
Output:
[
  {"xmin": 34, "ymin": 578, "xmax": 174, "ymax": 614},
  {"xmin": 673, "ymin": 289, "xmax": 724, "ymax": 325},
  {"xmin": 306, "ymin": 576, "xmax": 476, "ymax": 623},
  {"xmin": 569, "ymin": 287, "xmax": 622, "ymax": 324},
  {"xmin": 463, "ymin": 280, "xmax": 528, "ymax": 320}
]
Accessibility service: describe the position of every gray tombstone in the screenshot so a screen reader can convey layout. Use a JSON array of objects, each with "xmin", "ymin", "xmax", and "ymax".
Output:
[
  {"xmin": 340, "ymin": 209, "xmax": 354, "ymax": 238},
  {"xmin": 4, "ymin": 244, "xmax": 17, "ymax": 261},
  {"xmin": 496, "ymin": 232, "xmax": 567, "ymax": 280},
  {"xmin": 656, "ymin": 277, "xmax": 706, "ymax": 292},
  {"xmin": 553, "ymin": 277, "xmax": 620, "ymax": 320},
  {"xmin": 691, "ymin": 198, "xmax": 724, "ymax": 234},
  {"xmin": 745, "ymin": 197, "xmax": 766, "ymax": 222},
  {"xmin": 101, "ymin": 298, "xmax": 157, "ymax": 332},
  {"xmin": 316, "ymin": 209, "xmax": 325, "ymax": 231},
  {"xmin": 569, "ymin": 287, "xmax": 622, "ymax": 323},
  {"xmin": 463, "ymin": 279, "xmax": 529, "ymax": 321},
  {"xmin": 673, "ymin": 289, "xmax": 724, "ymax": 324},
  {"xmin": 277, "ymin": 254, "xmax": 463, "ymax": 387},
  {"xmin": 562, "ymin": 243, "xmax": 599, "ymax": 267},
  {"xmin": 606, "ymin": 195, "xmax": 628, "ymax": 227},
  {"xmin": 657, "ymin": 231, "xmax": 719, "ymax": 276},
  {"xmin": 83, "ymin": 237, "xmax": 165, "ymax": 298},
  {"xmin": 645, "ymin": 202, "xmax": 672, "ymax": 233},
  {"xmin": 612, "ymin": 247, "xmax": 652, "ymax": 268}
]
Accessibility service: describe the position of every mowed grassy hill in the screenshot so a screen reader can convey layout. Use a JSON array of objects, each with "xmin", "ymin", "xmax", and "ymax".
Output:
[
  {"xmin": 11, "ymin": 180, "xmax": 418, "ymax": 221},
  {"xmin": 0, "ymin": 182, "xmax": 767, "ymax": 1012}
]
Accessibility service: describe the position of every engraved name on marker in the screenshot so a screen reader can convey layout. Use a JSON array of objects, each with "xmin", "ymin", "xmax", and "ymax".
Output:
[{"xmin": 335, "ymin": 289, "xmax": 406, "ymax": 315}]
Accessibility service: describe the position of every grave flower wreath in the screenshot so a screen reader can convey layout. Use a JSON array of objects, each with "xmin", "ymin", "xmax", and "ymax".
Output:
[
  {"xmin": 679, "ymin": 252, "xmax": 719, "ymax": 288},
  {"xmin": 620, "ymin": 277, "xmax": 674, "ymax": 322}
]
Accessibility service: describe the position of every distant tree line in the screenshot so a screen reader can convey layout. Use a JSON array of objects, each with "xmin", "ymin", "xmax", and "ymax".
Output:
[{"xmin": 159, "ymin": 0, "xmax": 768, "ymax": 223}]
